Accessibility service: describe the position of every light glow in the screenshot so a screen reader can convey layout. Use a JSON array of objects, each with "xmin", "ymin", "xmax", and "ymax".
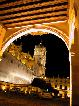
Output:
[
  {"xmin": 49, "ymin": 20, "xmax": 67, "ymax": 24},
  {"xmin": 69, "ymin": 51, "xmax": 72, "ymax": 106},
  {"xmin": 69, "ymin": 8, "xmax": 75, "ymax": 49},
  {"xmin": 57, "ymin": 86, "xmax": 59, "ymax": 90},
  {"xmin": 10, "ymin": 72, "xmax": 34, "ymax": 84},
  {"xmin": 2, "ymin": 85, "xmax": 6, "ymax": 90},
  {"xmin": 7, "ymin": 21, "xmax": 67, "ymax": 29},
  {"xmin": 14, "ymin": 27, "xmax": 21, "ymax": 28},
  {"xmin": 62, "ymin": 86, "xmax": 64, "ymax": 89},
  {"xmin": 44, "ymin": 77, "xmax": 46, "ymax": 79}
]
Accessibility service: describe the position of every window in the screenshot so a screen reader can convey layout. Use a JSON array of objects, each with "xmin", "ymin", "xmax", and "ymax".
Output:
[
  {"xmin": 11, "ymin": 60, "xmax": 13, "ymax": 63},
  {"xmin": 55, "ymin": 85, "xmax": 57, "ymax": 88},
  {"xmin": 3, "ymin": 54, "xmax": 6, "ymax": 58},
  {"xmin": 60, "ymin": 80, "xmax": 62, "ymax": 82},
  {"xmin": 60, "ymin": 85, "xmax": 62, "ymax": 89},
  {"xmin": 56, "ymin": 80, "xmax": 57, "ymax": 82},
  {"xmin": 65, "ymin": 86, "xmax": 67, "ymax": 90}
]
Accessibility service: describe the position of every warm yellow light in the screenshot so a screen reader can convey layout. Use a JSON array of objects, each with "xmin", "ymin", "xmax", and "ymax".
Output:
[
  {"xmin": 67, "ymin": 93, "xmax": 70, "ymax": 98},
  {"xmin": 10, "ymin": 72, "xmax": 33, "ymax": 84},
  {"xmin": 44, "ymin": 77, "xmax": 46, "ymax": 79},
  {"xmin": 62, "ymin": 95, "xmax": 64, "ymax": 98},
  {"xmin": 69, "ymin": 52, "xmax": 72, "ymax": 106},
  {"xmin": 41, "ymin": 76, "xmax": 43, "ymax": 78},
  {"xmin": 2, "ymin": 85, "xmax": 6, "ymax": 90},
  {"xmin": 62, "ymin": 86, "xmax": 64, "ymax": 90},
  {"xmin": 7, "ymin": 28, "xmax": 12, "ymax": 29},
  {"xmin": 69, "ymin": 7, "xmax": 75, "ymax": 49},
  {"xmin": 14, "ymin": 27, "xmax": 21, "ymax": 28},
  {"xmin": 52, "ymin": 93, "xmax": 54, "ymax": 96},
  {"xmin": 21, "ymin": 60, "xmax": 26, "ymax": 64},
  {"xmin": 25, "ymin": 91, "xmax": 27, "ymax": 94},
  {"xmin": 62, "ymin": 92, "xmax": 64, "ymax": 98},
  {"xmin": 59, "ymin": 91, "xmax": 62, "ymax": 94},
  {"xmin": 0, "ymin": 58, "xmax": 2, "ymax": 61},
  {"xmin": 67, "ymin": 87, "xmax": 70, "ymax": 90},
  {"xmin": 57, "ymin": 86, "xmax": 59, "ymax": 90}
]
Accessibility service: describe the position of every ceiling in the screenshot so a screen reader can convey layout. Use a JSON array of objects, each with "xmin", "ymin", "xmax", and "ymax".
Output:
[{"xmin": 0, "ymin": 0, "xmax": 69, "ymax": 28}]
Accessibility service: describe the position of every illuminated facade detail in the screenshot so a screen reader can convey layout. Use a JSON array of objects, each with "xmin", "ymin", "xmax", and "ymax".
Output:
[
  {"xmin": 8, "ymin": 43, "xmax": 46, "ymax": 77},
  {"xmin": 1, "ymin": 85, "xmax": 6, "ymax": 90},
  {"xmin": 0, "ymin": 51, "xmax": 34, "ymax": 84},
  {"xmin": 30, "ymin": 31, "xmax": 48, "ymax": 36},
  {"xmin": 44, "ymin": 77, "xmax": 70, "ymax": 98},
  {"xmin": 0, "ymin": 43, "xmax": 46, "ymax": 84},
  {"xmin": 0, "ymin": 77, "xmax": 70, "ymax": 99}
]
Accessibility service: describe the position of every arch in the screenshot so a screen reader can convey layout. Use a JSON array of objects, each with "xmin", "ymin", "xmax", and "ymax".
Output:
[{"xmin": 2, "ymin": 24, "xmax": 69, "ymax": 52}]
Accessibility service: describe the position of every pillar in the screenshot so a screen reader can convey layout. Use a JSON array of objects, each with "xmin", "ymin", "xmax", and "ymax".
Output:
[
  {"xmin": 69, "ymin": 0, "xmax": 79, "ymax": 105},
  {"xmin": 0, "ymin": 25, "xmax": 6, "ymax": 61},
  {"xmin": 71, "ymin": 0, "xmax": 79, "ymax": 105},
  {"xmin": 71, "ymin": 29, "xmax": 79, "ymax": 105}
]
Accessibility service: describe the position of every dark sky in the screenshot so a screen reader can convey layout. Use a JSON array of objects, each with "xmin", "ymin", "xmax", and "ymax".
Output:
[{"xmin": 13, "ymin": 33, "xmax": 70, "ymax": 78}]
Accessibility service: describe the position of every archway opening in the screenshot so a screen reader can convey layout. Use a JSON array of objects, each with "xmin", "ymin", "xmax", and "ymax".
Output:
[
  {"xmin": 0, "ymin": 28, "xmax": 70, "ymax": 105},
  {"xmin": 12, "ymin": 33, "xmax": 69, "ymax": 78}
]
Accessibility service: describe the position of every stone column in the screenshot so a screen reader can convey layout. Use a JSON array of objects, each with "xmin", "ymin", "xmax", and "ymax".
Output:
[
  {"xmin": 69, "ymin": 0, "xmax": 79, "ymax": 105},
  {"xmin": 0, "ymin": 25, "xmax": 6, "ymax": 61},
  {"xmin": 71, "ymin": 28, "xmax": 79, "ymax": 105},
  {"xmin": 71, "ymin": 1, "xmax": 79, "ymax": 105}
]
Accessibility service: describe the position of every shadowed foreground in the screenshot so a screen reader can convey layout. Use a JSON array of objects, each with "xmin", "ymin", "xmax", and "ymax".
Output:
[{"xmin": 0, "ymin": 91, "xmax": 69, "ymax": 106}]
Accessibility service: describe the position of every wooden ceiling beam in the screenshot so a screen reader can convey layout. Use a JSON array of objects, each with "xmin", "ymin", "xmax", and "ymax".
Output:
[
  {"xmin": 0, "ymin": 5, "xmax": 68, "ymax": 20},
  {"xmin": 0, "ymin": 0, "xmax": 68, "ymax": 9},
  {"xmin": 5, "ymin": 16, "xmax": 67, "ymax": 27},
  {"xmin": 0, "ymin": 0, "xmax": 68, "ymax": 15},
  {"xmin": 0, "ymin": 0, "xmax": 40, "ymax": 9},
  {"xmin": 1, "ymin": 11, "xmax": 67, "ymax": 24}
]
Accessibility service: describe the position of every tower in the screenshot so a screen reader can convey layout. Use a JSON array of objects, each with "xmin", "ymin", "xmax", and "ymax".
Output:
[{"xmin": 33, "ymin": 43, "xmax": 46, "ymax": 76}]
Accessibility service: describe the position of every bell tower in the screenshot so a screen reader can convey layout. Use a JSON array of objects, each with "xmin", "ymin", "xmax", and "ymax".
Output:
[
  {"xmin": 34, "ymin": 43, "xmax": 46, "ymax": 66},
  {"xmin": 33, "ymin": 43, "xmax": 46, "ymax": 76}
]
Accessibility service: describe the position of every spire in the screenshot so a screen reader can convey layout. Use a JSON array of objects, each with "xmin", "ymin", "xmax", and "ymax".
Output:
[
  {"xmin": 39, "ymin": 40, "xmax": 43, "ymax": 47},
  {"xmin": 40, "ymin": 42, "xmax": 42, "ymax": 45},
  {"xmin": 58, "ymin": 74, "xmax": 59, "ymax": 78}
]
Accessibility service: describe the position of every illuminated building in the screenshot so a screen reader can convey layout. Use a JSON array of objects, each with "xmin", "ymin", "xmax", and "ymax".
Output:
[
  {"xmin": 0, "ymin": 51, "xmax": 34, "ymax": 84},
  {"xmin": 33, "ymin": 43, "xmax": 46, "ymax": 76},
  {"xmin": 44, "ymin": 77, "xmax": 70, "ymax": 98},
  {"xmin": 0, "ymin": 0, "xmax": 79, "ymax": 105},
  {"xmin": 34, "ymin": 43, "xmax": 46, "ymax": 67},
  {"xmin": 0, "ymin": 43, "xmax": 46, "ymax": 84}
]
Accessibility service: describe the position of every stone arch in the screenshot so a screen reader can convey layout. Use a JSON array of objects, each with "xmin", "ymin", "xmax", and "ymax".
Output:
[{"xmin": 2, "ymin": 24, "xmax": 69, "ymax": 53}]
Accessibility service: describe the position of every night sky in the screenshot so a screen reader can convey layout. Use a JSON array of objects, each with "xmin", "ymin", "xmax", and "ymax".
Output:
[{"xmin": 13, "ymin": 33, "xmax": 70, "ymax": 78}]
